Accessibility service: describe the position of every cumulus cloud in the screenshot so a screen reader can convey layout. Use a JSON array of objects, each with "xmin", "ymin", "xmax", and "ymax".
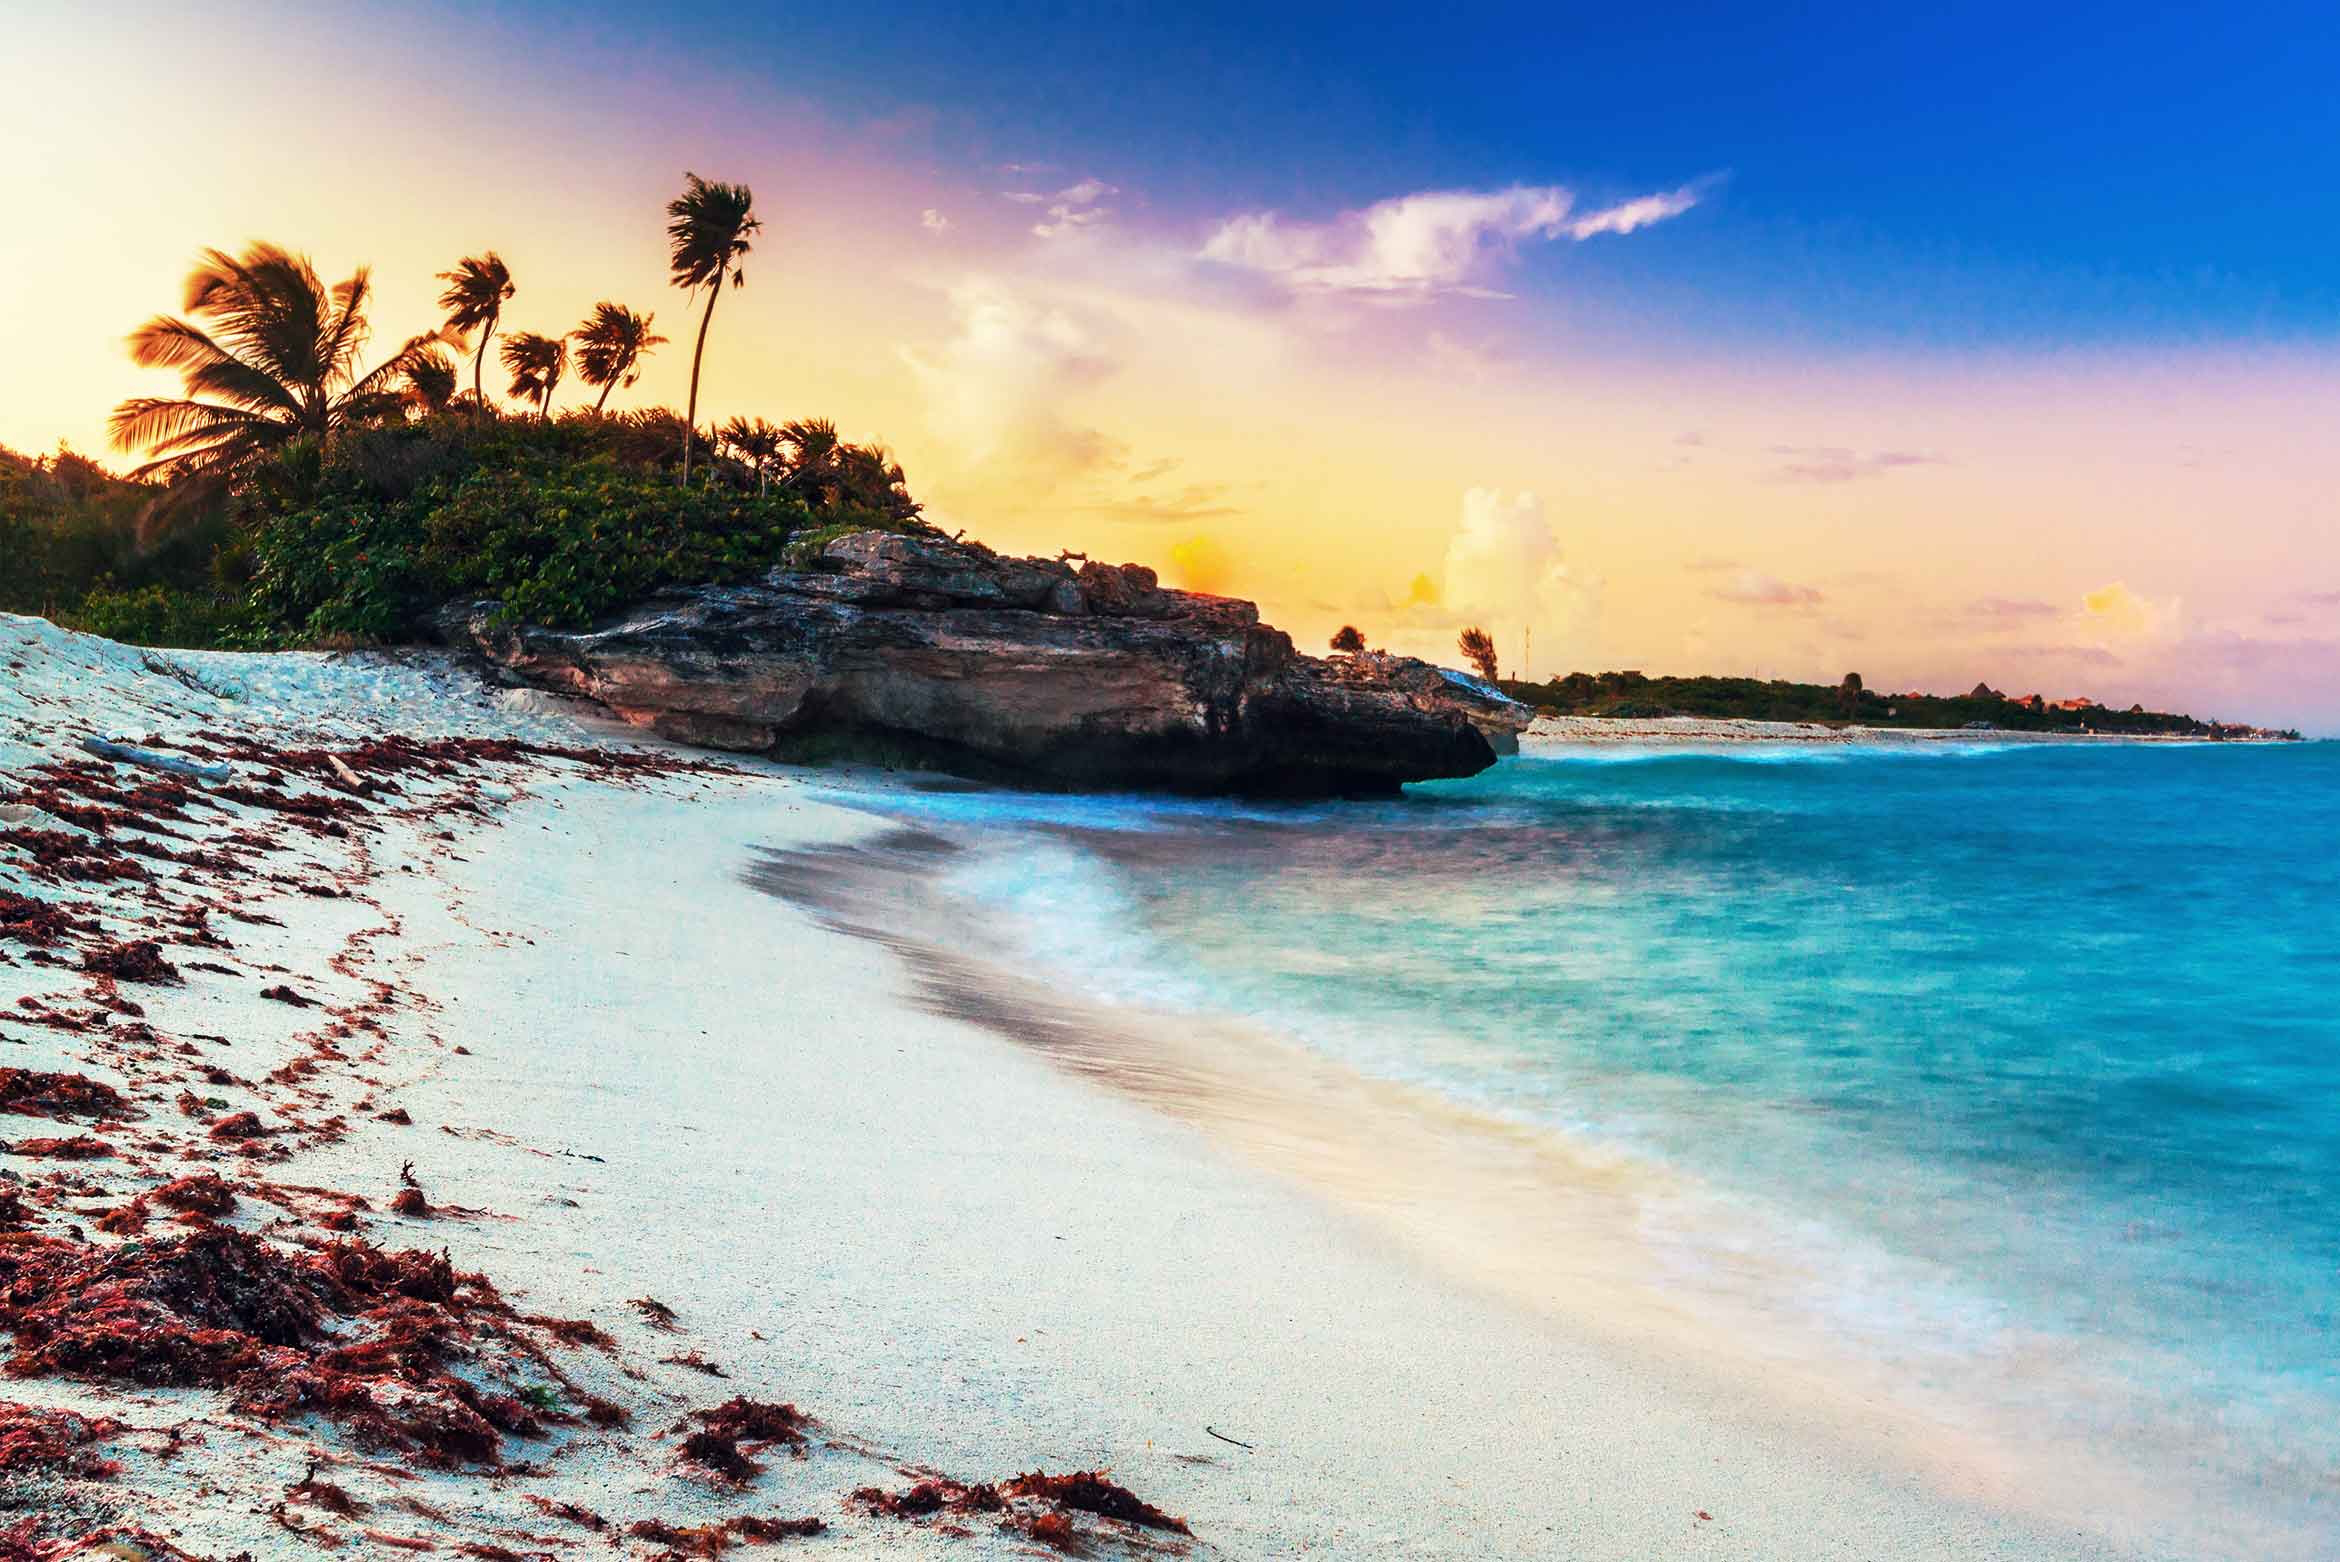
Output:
[
  {"xmin": 920, "ymin": 208, "xmax": 951, "ymax": 233},
  {"xmin": 2080, "ymin": 581, "xmax": 2176, "ymax": 640},
  {"xmin": 1006, "ymin": 176, "xmax": 1118, "ymax": 239},
  {"xmin": 1197, "ymin": 181, "xmax": 1703, "ymax": 299},
  {"xmin": 901, "ymin": 281, "xmax": 1120, "ymax": 472},
  {"xmin": 1765, "ymin": 445, "xmax": 1941, "ymax": 484},
  {"xmin": 1365, "ymin": 490, "xmax": 1604, "ymax": 670}
]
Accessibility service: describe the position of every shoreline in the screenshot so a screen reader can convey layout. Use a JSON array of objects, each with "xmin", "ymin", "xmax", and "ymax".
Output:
[
  {"xmin": 746, "ymin": 806, "xmax": 2328, "ymax": 1562},
  {"xmin": 1523, "ymin": 714, "xmax": 2299, "ymax": 745},
  {"xmin": 0, "ymin": 616, "xmax": 2287, "ymax": 1558}
]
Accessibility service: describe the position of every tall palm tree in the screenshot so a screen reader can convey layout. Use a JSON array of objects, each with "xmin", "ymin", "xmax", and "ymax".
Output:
[
  {"xmin": 571, "ymin": 302, "xmax": 667, "ymax": 412},
  {"xmin": 665, "ymin": 173, "xmax": 761, "ymax": 484},
  {"xmin": 500, "ymin": 332, "xmax": 567, "ymax": 419},
  {"xmin": 719, "ymin": 416, "xmax": 785, "ymax": 493},
  {"xmin": 436, "ymin": 252, "xmax": 515, "ymax": 407},
  {"xmin": 108, "ymin": 242, "xmax": 438, "ymax": 499}
]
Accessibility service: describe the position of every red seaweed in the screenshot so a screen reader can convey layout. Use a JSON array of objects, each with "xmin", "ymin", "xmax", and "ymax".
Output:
[{"xmin": 0, "ymin": 1068, "xmax": 128, "ymax": 1120}]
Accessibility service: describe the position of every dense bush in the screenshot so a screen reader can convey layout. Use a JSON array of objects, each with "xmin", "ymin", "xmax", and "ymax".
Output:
[
  {"xmin": 246, "ymin": 418, "xmax": 918, "ymax": 638},
  {"xmin": 61, "ymin": 581, "xmax": 271, "ymax": 649},
  {"xmin": 3, "ymin": 408, "xmax": 929, "ymax": 648}
]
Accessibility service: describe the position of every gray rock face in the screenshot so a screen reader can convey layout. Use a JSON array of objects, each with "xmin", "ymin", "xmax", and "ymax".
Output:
[{"xmin": 448, "ymin": 532, "xmax": 1531, "ymax": 796}]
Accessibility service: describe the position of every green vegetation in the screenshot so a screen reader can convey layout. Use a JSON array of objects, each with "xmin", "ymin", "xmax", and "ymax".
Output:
[
  {"xmin": 1503, "ymin": 669, "xmax": 2300, "ymax": 739},
  {"xmin": 0, "ymin": 445, "xmax": 261, "ymax": 645},
  {"xmin": 247, "ymin": 414, "xmax": 916, "ymax": 640},
  {"xmin": 1, "ymin": 172, "xmax": 926, "ymax": 651}
]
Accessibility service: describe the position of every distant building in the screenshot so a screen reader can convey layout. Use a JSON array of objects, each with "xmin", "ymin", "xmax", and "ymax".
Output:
[{"xmin": 2054, "ymin": 697, "xmax": 2094, "ymax": 711}]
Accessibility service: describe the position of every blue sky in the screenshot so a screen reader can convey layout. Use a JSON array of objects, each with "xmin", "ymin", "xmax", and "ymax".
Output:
[{"xmin": 534, "ymin": 0, "xmax": 2340, "ymax": 348}]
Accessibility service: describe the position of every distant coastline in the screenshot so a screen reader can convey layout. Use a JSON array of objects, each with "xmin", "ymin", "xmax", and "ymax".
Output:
[
  {"xmin": 1525, "ymin": 714, "xmax": 2307, "ymax": 745},
  {"xmin": 1500, "ymin": 669, "xmax": 2304, "ymax": 741}
]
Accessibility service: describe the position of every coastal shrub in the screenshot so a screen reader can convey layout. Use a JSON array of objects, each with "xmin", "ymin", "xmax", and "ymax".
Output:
[
  {"xmin": 246, "ymin": 416, "xmax": 931, "ymax": 638},
  {"xmin": 417, "ymin": 459, "xmax": 827, "ymax": 627},
  {"xmin": 1, "ymin": 444, "xmax": 246, "ymax": 643},
  {"xmin": 61, "ymin": 581, "xmax": 271, "ymax": 650}
]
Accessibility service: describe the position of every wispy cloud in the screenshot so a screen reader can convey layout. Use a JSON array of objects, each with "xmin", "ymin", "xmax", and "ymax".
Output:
[
  {"xmin": 1006, "ymin": 176, "xmax": 1118, "ymax": 239},
  {"xmin": 1966, "ymin": 595, "xmax": 2059, "ymax": 624},
  {"xmin": 1765, "ymin": 445, "xmax": 1942, "ymax": 484},
  {"xmin": 919, "ymin": 208, "xmax": 951, "ymax": 234},
  {"xmin": 1197, "ymin": 180, "xmax": 1704, "ymax": 299},
  {"xmin": 1080, "ymin": 482, "xmax": 1241, "ymax": 523},
  {"xmin": 1711, "ymin": 570, "xmax": 1824, "ymax": 607}
]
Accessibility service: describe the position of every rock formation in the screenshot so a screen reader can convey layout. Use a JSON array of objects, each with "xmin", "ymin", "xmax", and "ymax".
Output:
[{"xmin": 446, "ymin": 531, "xmax": 1531, "ymax": 796}]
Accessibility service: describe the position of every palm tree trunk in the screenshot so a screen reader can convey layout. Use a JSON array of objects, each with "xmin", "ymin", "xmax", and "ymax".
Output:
[
  {"xmin": 594, "ymin": 374, "xmax": 615, "ymax": 414},
  {"xmin": 681, "ymin": 281, "xmax": 720, "ymax": 485},
  {"xmin": 471, "ymin": 316, "xmax": 492, "ymax": 409}
]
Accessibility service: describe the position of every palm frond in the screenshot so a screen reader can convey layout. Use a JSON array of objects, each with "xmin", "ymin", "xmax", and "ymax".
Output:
[{"xmin": 666, "ymin": 173, "xmax": 761, "ymax": 291}]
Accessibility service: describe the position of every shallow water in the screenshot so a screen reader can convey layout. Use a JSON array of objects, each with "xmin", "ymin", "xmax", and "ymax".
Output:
[{"xmin": 836, "ymin": 740, "xmax": 2340, "ymax": 1540}]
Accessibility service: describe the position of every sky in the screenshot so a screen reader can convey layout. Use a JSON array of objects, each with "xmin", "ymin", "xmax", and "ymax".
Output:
[{"xmin": 5, "ymin": 1, "xmax": 2337, "ymax": 729}]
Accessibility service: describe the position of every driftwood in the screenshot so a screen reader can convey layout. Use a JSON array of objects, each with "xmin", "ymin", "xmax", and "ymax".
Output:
[{"xmin": 79, "ymin": 737, "xmax": 233, "ymax": 785}]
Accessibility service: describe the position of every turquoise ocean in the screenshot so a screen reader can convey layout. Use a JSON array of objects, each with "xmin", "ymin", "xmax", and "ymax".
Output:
[{"xmin": 845, "ymin": 739, "xmax": 2339, "ymax": 1542}]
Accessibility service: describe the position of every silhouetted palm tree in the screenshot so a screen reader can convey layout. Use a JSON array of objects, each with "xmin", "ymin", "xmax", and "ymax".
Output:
[
  {"xmin": 571, "ymin": 302, "xmax": 667, "ymax": 412},
  {"xmin": 768, "ymin": 418, "xmax": 918, "ymax": 518},
  {"xmin": 719, "ymin": 416, "xmax": 785, "ymax": 493},
  {"xmin": 1458, "ymin": 626, "xmax": 1500, "ymax": 681},
  {"xmin": 108, "ymin": 243, "xmax": 439, "ymax": 506},
  {"xmin": 777, "ymin": 416, "xmax": 841, "ymax": 496},
  {"xmin": 436, "ymin": 252, "xmax": 515, "ymax": 407},
  {"xmin": 665, "ymin": 173, "xmax": 761, "ymax": 484},
  {"xmin": 402, "ymin": 348, "xmax": 459, "ymax": 416},
  {"xmin": 500, "ymin": 332, "xmax": 567, "ymax": 419}
]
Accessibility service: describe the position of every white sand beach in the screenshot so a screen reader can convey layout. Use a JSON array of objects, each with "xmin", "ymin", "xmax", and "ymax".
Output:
[{"xmin": 0, "ymin": 618, "xmax": 2199, "ymax": 1559}]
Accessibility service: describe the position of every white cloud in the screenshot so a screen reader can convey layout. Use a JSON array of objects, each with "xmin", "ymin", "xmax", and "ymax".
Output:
[
  {"xmin": 1374, "ymin": 490, "xmax": 1602, "ymax": 671},
  {"xmin": 1198, "ymin": 181, "xmax": 1702, "ymax": 299},
  {"xmin": 920, "ymin": 208, "xmax": 951, "ymax": 233},
  {"xmin": 901, "ymin": 281, "xmax": 1119, "ymax": 470}
]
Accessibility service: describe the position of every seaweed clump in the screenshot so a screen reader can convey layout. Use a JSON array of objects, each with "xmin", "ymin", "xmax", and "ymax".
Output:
[
  {"xmin": 0, "ymin": 1068, "xmax": 127, "ymax": 1120},
  {"xmin": 79, "ymin": 939, "xmax": 181, "ymax": 985},
  {"xmin": 673, "ymin": 1401, "xmax": 807, "ymax": 1485},
  {"xmin": 0, "ymin": 1401, "xmax": 122, "ymax": 1478},
  {"xmin": 0, "ymin": 1227, "xmax": 579, "ymax": 1469},
  {"xmin": 1003, "ymin": 1469, "xmax": 1192, "ymax": 1534}
]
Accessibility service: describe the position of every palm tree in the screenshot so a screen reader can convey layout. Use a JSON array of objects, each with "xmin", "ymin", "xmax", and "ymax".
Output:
[
  {"xmin": 403, "ymin": 347, "xmax": 459, "ymax": 416},
  {"xmin": 1458, "ymin": 626, "xmax": 1500, "ymax": 682},
  {"xmin": 571, "ymin": 302, "xmax": 667, "ymax": 412},
  {"xmin": 436, "ymin": 252, "xmax": 515, "ymax": 407},
  {"xmin": 108, "ymin": 243, "xmax": 439, "ymax": 501},
  {"xmin": 719, "ymin": 416, "xmax": 785, "ymax": 493},
  {"xmin": 500, "ymin": 332, "xmax": 567, "ymax": 419},
  {"xmin": 665, "ymin": 173, "xmax": 761, "ymax": 484},
  {"xmin": 777, "ymin": 416, "xmax": 840, "ymax": 497}
]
